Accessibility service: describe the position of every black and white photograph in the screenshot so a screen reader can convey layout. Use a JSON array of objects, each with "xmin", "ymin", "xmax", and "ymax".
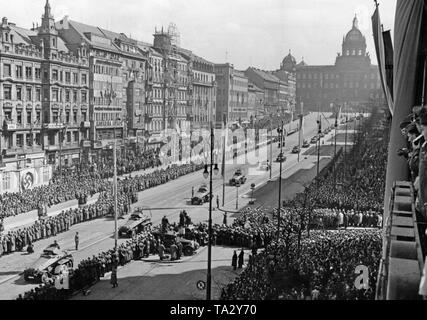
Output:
[{"xmin": 0, "ymin": 0, "xmax": 425, "ymax": 311}]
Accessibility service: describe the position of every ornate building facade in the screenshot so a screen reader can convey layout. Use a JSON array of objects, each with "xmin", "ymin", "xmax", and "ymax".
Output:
[{"xmin": 294, "ymin": 16, "xmax": 385, "ymax": 112}]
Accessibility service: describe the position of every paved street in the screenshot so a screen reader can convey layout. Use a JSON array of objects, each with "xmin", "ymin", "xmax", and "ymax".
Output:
[{"xmin": 0, "ymin": 112, "xmax": 340, "ymax": 299}]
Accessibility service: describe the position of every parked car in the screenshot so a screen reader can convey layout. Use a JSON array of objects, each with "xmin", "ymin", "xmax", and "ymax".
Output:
[
  {"xmin": 152, "ymin": 231, "xmax": 199, "ymax": 256},
  {"xmin": 310, "ymin": 136, "xmax": 318, "ymax": 144},
  {"xmin": 259, "ymin": 160, "xmax": 271, "ymax": 171},
  {"xmin": 302, "ymin": 140, "xmax": 310, "ymax": 148},
  {"xmin": 229, "ymin": 169, "xmax": 247, "ymax": 186},
  {"xmin": 292, "ymin": 146, "xmax": 300, "ymax": 154},
  {"xmin": 119, "ymin": 209, "xmax": 152, "ymax": 238},
  {"xmin": 191, "ymin": 184, "xmax": 211, "ymax": 205},
  {"xmin": 24, "ymin": 245, "xmax": 73, "ymax": 283},
  {"xmin": 319, "ymin": 132, "xmax": 325, "ymax": 138},
  {"xmin": 276, "ymin": 153, "xmax": 287, "ymax": 163}
]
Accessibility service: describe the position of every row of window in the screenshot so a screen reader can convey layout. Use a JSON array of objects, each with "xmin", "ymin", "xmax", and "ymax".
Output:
[
  {"xmin": 301, "ymin": 91, "xmax": 384, "ymax": 99},
  {"xmin": 51, "ymin": 69, "xmax": 87, "ymax": 85},
  {"xmin": 343, "ymin": 49, "xmax": 365, "ymax": 56},
  {"xmin": 297, "ymin": 82, "xmax": 381, "ymax": 89},
  {"xmin": 297, "ymin": 73, "xmax": 378, "ymax": 80},
  {"xmin": 3, "ymin": 64, "xmax": 41, "ymax": 80},
  {"xmin": 194, "ymin": 72, "xmax": 214, "ymax": 83},
  {"xmin": 93, "ymin": 64, "xmax": 120, "ymax": 76}
]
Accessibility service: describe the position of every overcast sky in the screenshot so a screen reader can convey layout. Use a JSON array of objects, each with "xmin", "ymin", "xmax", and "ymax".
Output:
[{"xmin": 4, "ymin": 0, "xmax": 396, "ymax": 70}]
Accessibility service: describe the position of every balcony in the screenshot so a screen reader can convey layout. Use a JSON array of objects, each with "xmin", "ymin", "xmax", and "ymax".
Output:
[
  {"xmin": 92, "ymin": 141, "xmax": 103, "ymax": 149},
  {"xmin": 3, "ymin": 146, "xmax": 43, "ymax": 156},
  {"xmin": 62, "ymin": 142, "xmax": 80, "ymax": 150},
  {"xmin": 376, "ymin": 181, "xmax": 426, "ymax": 300},
  {"xmin": 81, "ymin": 121, "xmax": 91, "ymax": 128},
  {"xmin": 43, "ymin": 123, "xmax": 65, "ymax": 130},
  {"xmin": 95, "ymin": 120, "xmax": 123, "ymax": 128},
  {"xmin": 44, "ymin": 145, "xmax": 59, "ymax": 152},
  {"xmin": 81, "ymin": 140, "xmax": 91, "ymax": 148}
]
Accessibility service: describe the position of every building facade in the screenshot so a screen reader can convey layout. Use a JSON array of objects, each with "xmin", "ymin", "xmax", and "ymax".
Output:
[
  {"xmin": 295, "ymin": 16, "xmax": 385, "ymax": 112},
  {"xmin": 189, "ymin": 54, "xmax": 216, "ymax": 130},
  {"xmin": 215, "ymin": 63, "xmax": 249, "ymax": 125},
  {"xmin": 247, "ymin": 82, "xmax": 264, "ymax": 119}
]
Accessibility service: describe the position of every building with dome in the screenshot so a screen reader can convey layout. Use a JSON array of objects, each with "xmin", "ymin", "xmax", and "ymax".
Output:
[{"xmin": 295, "ymin": 16, "xmax": 385, "ymax": 112}]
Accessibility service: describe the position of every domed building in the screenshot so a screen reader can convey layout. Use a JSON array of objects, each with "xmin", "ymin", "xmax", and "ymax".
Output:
[
  {"xmin": 295, "ymin": 15, "xmax": 385, "ymax": 112},
  {"xmin": 280, "ymin": 50, "xmax": 297, "ymax": 73}
]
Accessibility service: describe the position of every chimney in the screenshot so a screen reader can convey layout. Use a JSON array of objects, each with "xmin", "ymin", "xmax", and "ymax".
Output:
[{"xmin": 2, "ymin": 17, "xmax": 7, "ymax": 26}]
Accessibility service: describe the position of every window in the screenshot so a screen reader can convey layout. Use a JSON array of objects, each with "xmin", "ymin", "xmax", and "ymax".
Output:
[
  {"xmin": 82, "ymin": 111, "xmax": 87, "ymax": 121},
  {"xmin": 52, "ymin": 69, "xmax": 58, "ymax": 81},
  {"xmin": 73, "ymin": 91, "xmax": 77, "ymax": 103},
  {"xmin": 17, "ymin": 111, "xmax": 22, "ymax": 124},
  {"xmin": 16, "ymin": 134, "xmax": 23, "ymax": 147},
  {"xmin": 4, "ymin": 85, "xmax": 11, "ymax": 100},
  {"xmin": 67, "ymin": 132, "xmax": 71, "ymax": 143},
  {"xmin": 73, "ymin": 131, "xmax": 78, "ymax": 142},
  {"xmin": 35, "ymin": 68, "xmax": 41, "ymax": 79},
  {"xmin": 81, "ymin": 91, "xmax": 87, "ymax": 103},
  {"xmin": 27, "ymin": 111, "xmax": 32, "ymax": 124},
  {"xmin": 65, "ymin": 90, "xmax": 70, "ymax": 102},
  {"xmin": 65, "ymin": 72, "xmax": 71, "ymax": 83},
  {"xmin": 25, "ymin": 66, "xmax": 32, "ymax": 79},
  {"xmin": 17, "ymin": 87, "xmax": 22, "ymax": 100},
  {"xmin": 52, "ymin": 111, "xmax": 58, "ymax": 123},
  {"xmin": 66, "ymin": 111, "xmax": 70, "ymax": 123},
  {"xmin": 4, "ymin": 110, "xmax": 11, "ymax": 121},
  {"xmin": 52, "ymin": 89, "xmax": 59, "ymax": 102},
  {"xmin": 36, "ymin": 133, "xmax": 41, "ymax": 146},
  {"xmin": 82, "ymin": 74, "xmax": 87, "ymax": 85},
  {"xmin": 3, "ymin": 64, "xmax": 11, "ymax": 77},
  {"xmin": 26, "ymin": 135, "xmax": 32, "ymax": 146},
  {"xmin": 16, "ymin": 65, "xmax": 23, "ymax": 78},
  {"xmin": 36, "ymin": 88, "xmax": 41, "ymax": 101},
  {"xmin": 73, "ymin": 111, "xmax": 77, "ymax": 123},
  {"xmin": 73, "ymin": 73, "xmax": 78, "ymax": 84},
  {"xmin": 359, "ymin": 49, "xmax": 363, "ymax": 55},
  {"xmin": 36, "ymin": 111, "xmax": 41, "ymax": 122},
  {"xmin": 26, "ymin": 87, "xmax": 32, "ymax": 100},
  {"xmin": 2, "ymin": 173, "xmax": 11, "ymax": 191}
]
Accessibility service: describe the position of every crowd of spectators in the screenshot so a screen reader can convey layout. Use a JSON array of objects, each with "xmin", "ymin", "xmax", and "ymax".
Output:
[
  {"xmin": 220, "ymin": 110, "xmax": 388, "ymax": 300},
  {"xmin": 0, "ymin": 149, "xmax": 161, "ymax": 220},
  {"xmin": 0, "ymin": 162, "xmax": 205, "ymax": 258},
  {"xmin": 221, "ymin": 229, "xmax": 382, "ymax": 300}
]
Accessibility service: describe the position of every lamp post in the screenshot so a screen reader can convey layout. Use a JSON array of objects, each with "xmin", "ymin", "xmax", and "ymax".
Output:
[
  {"xmin": 277, "ymin": 121, "xmax": 285, "ymax": 241},
  {"xmin": 333, "ymin": 109, "xmax": 338, "ymax": 191},
  {"xmin": 235, "ymin": 181, "xmax": 241, "ymax": 210},
  {"xmin": 113, "ymin": 127, "xmax": 118, "ymax": 252},
  {"xmin": 344, "ymin": 115, "xmax": 348, "ymax": 179},
  {"xmin": 316, "ymin": 116, "xmax": 322, "ymax": 190},
  {"xmin": 203, "ymin": 125, "xmax": 219, "ymax": 301}
]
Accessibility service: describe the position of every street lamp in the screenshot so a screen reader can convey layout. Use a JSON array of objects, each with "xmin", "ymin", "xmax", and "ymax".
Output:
[
  {"xmin": 203, "ymin": 125, "xmax": 219, "ymax": 301},
  {"xmin": 235, "ymin": 181, "xmax": 241, "ymax": 210},
  {"xmin": 277, "ymin": 121, "xmax": 285, "ymax": 241}
]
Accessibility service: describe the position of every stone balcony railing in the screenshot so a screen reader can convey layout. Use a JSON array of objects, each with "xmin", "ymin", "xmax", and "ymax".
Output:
[{"xmin": 376, "ymin": 181, "xmax": 426, "ymax": 300}]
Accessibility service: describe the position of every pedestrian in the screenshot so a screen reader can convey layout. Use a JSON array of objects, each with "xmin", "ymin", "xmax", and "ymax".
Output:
[
  {"xmin": 216, "ymin": 195, "xmax": 220, "ymax": 208},
  {"xmin": 75, "ymin": 232, "xmax": 79, "ymax": 251},
  {"xmin": 158, "ymin": 240, "xmax": 165, "ymax": 261},
  {"xmin": 251, "ymin": 243, "xmax": 257, "ymax": 256},
  {"xmin": 223, "ymin": 212, "xmax": 228, "ymax": 226},
  {"xmin": 238, "ymin": 249, "xmax": 244, "ymax": 269},
  {"xmin": 111, "ymin": 263, "xmax": 118, "ymax": 288},
  {"xmin": 232, "ymin": 250, "xmax": 238, "ymax": 270},
  {"xmin": 191, "ymin": 186, "xmax": 195, "ymax": 199},
  {"xmin": 170, "ymin": 242, "xmax": 178, "ymax": 261}
]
